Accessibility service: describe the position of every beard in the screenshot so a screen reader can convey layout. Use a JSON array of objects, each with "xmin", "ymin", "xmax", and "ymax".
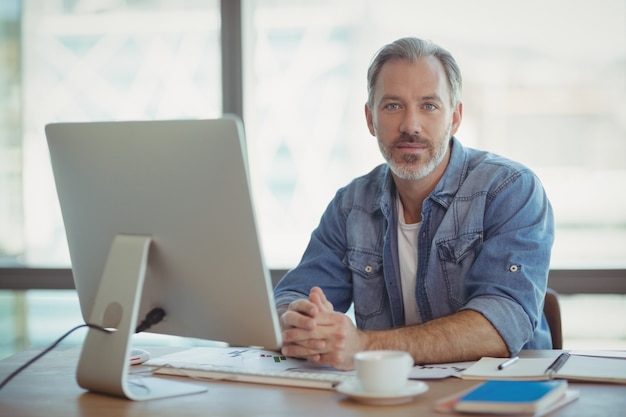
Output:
[{"xmin": 378, "ymin": 126, "xmax": 451, "ymax": 181}]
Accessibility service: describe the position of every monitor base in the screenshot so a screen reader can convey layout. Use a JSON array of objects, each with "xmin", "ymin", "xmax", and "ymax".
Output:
[{"xmin": 75, "ymin": 234, "xmax": 206, "ymax": 400}]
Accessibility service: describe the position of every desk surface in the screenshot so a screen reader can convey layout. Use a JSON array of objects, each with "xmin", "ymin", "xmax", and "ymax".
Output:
[{"xmin": 1, "ymin": 346, "xmax": 624, "ymax": 417}]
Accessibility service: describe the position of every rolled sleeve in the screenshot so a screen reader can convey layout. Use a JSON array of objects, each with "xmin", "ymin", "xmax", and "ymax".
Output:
[
  {"xmin": 462, "ymin": 295, "xmax": 534, "ymax": 356},
  {"xmin": 274, "ymin": 290, "xmax": 307, "ymax": 309}
]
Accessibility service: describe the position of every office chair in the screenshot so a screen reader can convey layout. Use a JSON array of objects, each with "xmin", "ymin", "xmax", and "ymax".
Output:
[{"xmin": 543, "ymin": 287, "xmax": 563, "ymax": 349}]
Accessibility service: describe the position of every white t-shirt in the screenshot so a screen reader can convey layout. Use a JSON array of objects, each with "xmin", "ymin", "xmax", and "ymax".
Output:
[{"xmin": 397, "ymin": 194, "xmax": 421, "ymax": 325}]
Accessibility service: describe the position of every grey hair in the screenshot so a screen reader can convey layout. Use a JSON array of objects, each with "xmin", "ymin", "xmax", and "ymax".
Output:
[{"xmin": 366, "ymin": 37, "xmax": 462, "ymax": 108}]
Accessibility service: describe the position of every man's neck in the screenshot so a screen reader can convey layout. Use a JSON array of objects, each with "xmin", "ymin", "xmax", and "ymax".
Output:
[{"xmin": 393, "ymin": 149, "xmax": 450, "ymax": 224}]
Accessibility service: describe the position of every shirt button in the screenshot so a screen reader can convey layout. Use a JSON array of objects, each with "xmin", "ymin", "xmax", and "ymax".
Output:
[
  {"xmin": 364, "ymin": 265, "xmax": 373, "ymax": 273},
  {"xmin": 509, "ymin": 264, "xmax": 520, "ymax": 272}
]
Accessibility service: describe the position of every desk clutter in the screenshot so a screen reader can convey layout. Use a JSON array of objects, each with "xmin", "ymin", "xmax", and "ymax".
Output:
[
  {"xmin": 145, "ymin": 346, "xmax": 432, "ymax": 405},
  {"xmin": 142, "ymin": 347, "xmax": 626, "ymax": 412},
  {"xmin": 5, "ymin": 345, "xmax": 626, "ymax": 415}
]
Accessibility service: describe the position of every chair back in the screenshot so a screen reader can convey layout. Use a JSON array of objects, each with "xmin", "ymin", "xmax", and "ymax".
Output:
[{"xmin": 543, "ymin": 287, "xmax": 563, "ymax": 349}]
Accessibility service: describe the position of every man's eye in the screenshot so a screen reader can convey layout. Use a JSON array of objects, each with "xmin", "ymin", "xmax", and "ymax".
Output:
[
  {"xmin": 424, "ymin": 103, "xmax": 437, "ymax": 111},
  {"xmin": 385, "ymin": 103, "xmax": 400, "ymax": 111}
]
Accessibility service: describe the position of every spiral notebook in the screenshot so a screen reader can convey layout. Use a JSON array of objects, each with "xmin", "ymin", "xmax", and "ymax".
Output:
[{"xmin": 461, "ymin": 352, "xmax": 626, "ymax": 384}]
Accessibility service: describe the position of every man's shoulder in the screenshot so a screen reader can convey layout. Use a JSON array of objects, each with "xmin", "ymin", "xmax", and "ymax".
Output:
[
  {"xmin": 460, "ymin": 142, "xmax": 528, "ymax": 173},
  {"xmin": 460, "ymin": 143, "xmax": 535, "ymax": 182},
  {"xmin": 335, "ymin": 164, "xmax": 389, "ymax": 209},
  {"xmin": 446, "ymin": 139, "xmax": 542, "ymax": 199}
]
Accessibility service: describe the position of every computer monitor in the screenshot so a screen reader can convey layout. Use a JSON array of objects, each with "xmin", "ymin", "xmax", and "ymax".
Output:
[{"xmin": 45, "ymin": 116, "xmax": 282, "ymax": 400}]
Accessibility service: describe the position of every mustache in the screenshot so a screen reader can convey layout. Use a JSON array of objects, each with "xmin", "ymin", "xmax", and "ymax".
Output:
[{"xmin": 395, "ymin": 132, "xmax": 430, "ymax": 146}]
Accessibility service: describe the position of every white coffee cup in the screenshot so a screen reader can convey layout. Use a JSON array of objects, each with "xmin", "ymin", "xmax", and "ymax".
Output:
[{"xmin": 354, "ymin": 350, "xmax": 413, "ymax": 393}]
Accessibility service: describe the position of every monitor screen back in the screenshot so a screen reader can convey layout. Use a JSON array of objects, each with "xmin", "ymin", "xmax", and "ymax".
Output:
[{"xmin": 46, "ymin": 117, "xmax": 282, "ymax": 350}]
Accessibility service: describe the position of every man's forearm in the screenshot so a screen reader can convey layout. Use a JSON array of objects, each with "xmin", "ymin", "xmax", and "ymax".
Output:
[{"xmin": 361, "ymin": 309, "xmax": 509, "ymax": 364}]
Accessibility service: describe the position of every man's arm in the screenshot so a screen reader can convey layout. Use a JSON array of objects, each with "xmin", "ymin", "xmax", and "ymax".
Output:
[
  {"xmin": 279, "ymin": 287, "xmax": 508, "ymax": 370},
  {"xmin": 362, "ymin": 309, "xmax": 508, "ymax": 364}
]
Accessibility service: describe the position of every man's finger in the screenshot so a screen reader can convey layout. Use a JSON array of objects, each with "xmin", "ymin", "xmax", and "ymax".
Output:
[
  {"xmin": 281, "ymin": 339, "xmax": 327, "ymax": 358},
  {"xmin": 288, "ymin": 298, "xmax": 319, "ymax": 317},
  {"xmin": 280, "ymin": 309, "xmax": 316, "ymax": 331},
  {"xmin": 309, "ymin": 286, "xmax": 333, "ymax": 311}
]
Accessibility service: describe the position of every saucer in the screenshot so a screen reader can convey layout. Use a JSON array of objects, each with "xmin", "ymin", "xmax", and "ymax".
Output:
[{"xmin": 335, "ymin": 379, "xmax": 429, "ymax": 405}]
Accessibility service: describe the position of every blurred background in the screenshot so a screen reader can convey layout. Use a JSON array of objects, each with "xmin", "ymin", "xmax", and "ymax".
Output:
[{"xmin": 1, "ymin": 0, "xmax": 625, "ymax": 359}]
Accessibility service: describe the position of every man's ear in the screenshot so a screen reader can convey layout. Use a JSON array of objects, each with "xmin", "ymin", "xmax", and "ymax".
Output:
[
  {"xmin": 450, "ymin": 101, "xmax": 463, "ymax": 136},
  {"xmin": 365, "ymin": 103, "xmax": 376, "ymax": 136}
]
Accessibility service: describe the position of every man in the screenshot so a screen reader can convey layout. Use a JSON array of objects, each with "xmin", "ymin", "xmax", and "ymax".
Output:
[{"xmin": 273, "ymin": 37, "xmax": 554, "ymax": 371}]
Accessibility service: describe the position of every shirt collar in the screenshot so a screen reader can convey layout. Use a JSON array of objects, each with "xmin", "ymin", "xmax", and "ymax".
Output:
[{"xmin": 429, "ymin": 136, "xmax": 467, "ymax": 209}]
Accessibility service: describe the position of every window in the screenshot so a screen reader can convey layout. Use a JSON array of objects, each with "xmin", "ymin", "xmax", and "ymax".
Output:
[
  {"xmin": 0, "ymin": 0, "xmax": 223, "ymax": 359},
  {"xmin": 1, "ymin": 0, "xmax": 624, "ymax": 269},
  {"xmin": 0, "ymin": 0, "xmax": 624, "ymax": 358},
  {"xmin": 0, "ymin": 0, "xmax": 22, "ymax": 264},
  {"xmin": 3, "ymin": 0, "xmax": 221, "ymax": 266},
  {"xmin": 242, "ymin": 0, "xmax": 626, "ymax": 269}
]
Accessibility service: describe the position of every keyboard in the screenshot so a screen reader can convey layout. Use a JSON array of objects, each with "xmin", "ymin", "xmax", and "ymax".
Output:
[
  {"xmin": 151, "ymin": 364, "xmax": 357, "ymax": 389},
  {"xmin": 144, "ymin": 347, "xmax": 357, "ymax": 390}
]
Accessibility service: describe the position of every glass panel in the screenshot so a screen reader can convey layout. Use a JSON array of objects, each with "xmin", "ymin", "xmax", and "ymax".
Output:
[
  {"xmin": 560, "ymin": 294, "xmax": 626, "ymax": 350},
  {"xmin": 1, "ymin": 0, "xmax": 222, "ymax": 358},
  {"xmin": 0, "ymin": 290, "xmax": 217, "ymax": 360},
  {"xmin": 0, "ymin": 0, "xmax": 23, "ymax": 265},
  {"xmin": 0, "ymin": 290, "xmax": 20, "ymax": 359},
  {"xmin": 242, "ymin": 0, "xmax": 626, "ymax": 269},
  {"xmin": 20, "ymin": 0, "xmax": 221, "ymax": 265}
]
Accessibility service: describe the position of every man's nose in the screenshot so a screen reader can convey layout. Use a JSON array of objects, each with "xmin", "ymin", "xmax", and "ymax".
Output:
[{"xmin": 399, "ymin": 108, "xmax": 422, "ymax": 135}]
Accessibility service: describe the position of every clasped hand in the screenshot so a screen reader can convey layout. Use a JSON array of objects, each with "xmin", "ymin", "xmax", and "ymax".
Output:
[{"xmin": 279, "ymin": 287, "xmax": 365, "ymax": 371}]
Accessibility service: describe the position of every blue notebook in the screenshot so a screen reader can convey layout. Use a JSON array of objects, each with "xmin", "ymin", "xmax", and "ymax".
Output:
[{"xmin": 454, "ymin": 380, "xmax": 568, "ymax": 414}]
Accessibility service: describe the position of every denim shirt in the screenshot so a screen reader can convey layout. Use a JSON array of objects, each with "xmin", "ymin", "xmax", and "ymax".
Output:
[{"xmin": 274, "ymin": 137, "xmax": 555, "ymax": 354}]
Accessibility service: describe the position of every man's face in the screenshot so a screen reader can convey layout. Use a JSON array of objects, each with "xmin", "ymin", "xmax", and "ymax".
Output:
[{"xmin": 365, "ymin": 56, "xmax": 462, "ymax": 181}]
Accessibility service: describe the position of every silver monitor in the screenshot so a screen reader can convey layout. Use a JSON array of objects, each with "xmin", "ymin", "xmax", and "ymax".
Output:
[{"xmin": 46, "ymin": 116, "xmax": 282, "ymax": 400}]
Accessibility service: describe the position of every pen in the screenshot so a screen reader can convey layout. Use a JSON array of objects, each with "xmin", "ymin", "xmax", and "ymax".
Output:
[
  {"xmin": 545, "ymin": 352, "xmax": 570, "ymax": 376},
  {"xmin": 497, "ymin": 356, "xmax": 519, "ymax": 370}
]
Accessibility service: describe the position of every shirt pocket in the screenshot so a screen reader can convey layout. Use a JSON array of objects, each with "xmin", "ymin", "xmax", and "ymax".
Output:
[
  {"xmin": 346, "ymin": 249, "xmax": 385, "ymax": 321},
  {"xmin": 435, "ymin": 231, "xmax": 482, "ymax": 308}
]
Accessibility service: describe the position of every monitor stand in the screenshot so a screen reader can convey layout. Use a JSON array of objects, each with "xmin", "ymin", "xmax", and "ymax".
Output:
[{"xmin": 75, "ymin": 234, "xmax": 207, "ymax": 400}]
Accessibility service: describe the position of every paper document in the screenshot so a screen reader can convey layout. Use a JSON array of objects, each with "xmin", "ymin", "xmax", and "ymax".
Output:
[
  {"xmin": 146, "ymin": 347, "xmax": 473, "ymax": 383},
  {"xmin": 145, "ymin": 346, "xmax": 355, "ymax": 390},
  {"xmin": 146, "ymin": 346, "xmax": 348, "ymax": 374},
  {"xmin": 409, "ymin": 361, "xmax": 475, "ymax": 379}
]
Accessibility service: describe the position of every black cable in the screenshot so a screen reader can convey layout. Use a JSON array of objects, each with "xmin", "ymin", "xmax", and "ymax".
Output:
[
  {"xmin": 0, "ymin": 308, "xmax": 166, "ymax": 391},
  {"xmin": 135, "ymin": 307, "xmax": 166, "ymax": 333},
  {"xmin": 0, "ymin": 323, "xmax": 112, "ymax": 391}
]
